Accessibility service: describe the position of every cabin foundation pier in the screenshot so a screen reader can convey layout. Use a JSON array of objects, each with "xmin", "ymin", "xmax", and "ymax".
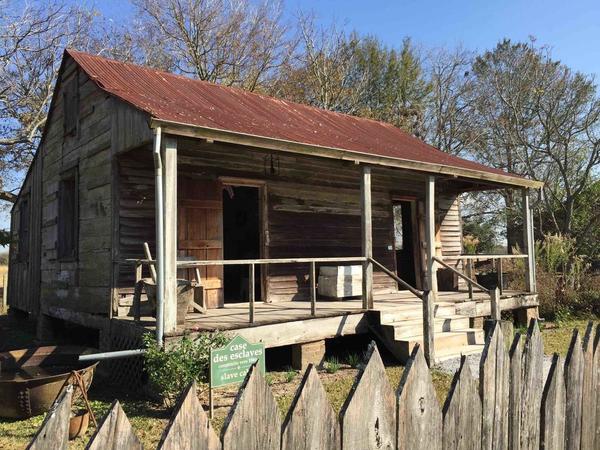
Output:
[
  {"xmin": 36, "ymin": 314, "xmax": 58, "ymax": 342},
  {"xmin": 513, "ymin": 306, "xmax": 539, "ymax": 328},
  {"xmin": 291, "ymin": 340, "xmax": 326, "ymax": 371}
]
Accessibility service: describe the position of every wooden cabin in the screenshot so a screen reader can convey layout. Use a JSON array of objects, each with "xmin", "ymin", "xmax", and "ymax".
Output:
[{"xmin": 8, "ymin": 50, "xmax": 542, "ymax": 365}]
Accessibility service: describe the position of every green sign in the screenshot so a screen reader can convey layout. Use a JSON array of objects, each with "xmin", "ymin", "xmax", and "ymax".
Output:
[{"xmin": 210, "ymin": 335, "xmax": 265, "ymax": 388}]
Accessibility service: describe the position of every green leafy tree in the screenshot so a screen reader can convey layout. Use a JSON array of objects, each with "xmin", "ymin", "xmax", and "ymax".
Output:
[
  {"xmin": 470, "ymin": 39, "xmax": 600, "ymax": 252},
  {"xmin": 353, "ymin": 37, "xmax": 430, "ymax": 136}
]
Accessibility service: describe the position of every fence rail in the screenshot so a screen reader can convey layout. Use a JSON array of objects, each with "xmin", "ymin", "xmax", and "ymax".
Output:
[{"xmin": 27, "ymin": 319, "xmax": 599, "ymax": 450}]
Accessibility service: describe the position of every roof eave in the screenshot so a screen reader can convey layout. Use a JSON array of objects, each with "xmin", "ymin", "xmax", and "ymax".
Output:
[{"xmin": 150, "ymin": 118, "xmax": 544, "ymax": 189}]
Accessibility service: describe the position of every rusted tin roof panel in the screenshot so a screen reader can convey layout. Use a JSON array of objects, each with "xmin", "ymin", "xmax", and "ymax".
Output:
[{"xmin": 67, "ymin": 49, "xmax": 517, "ymax": 180}]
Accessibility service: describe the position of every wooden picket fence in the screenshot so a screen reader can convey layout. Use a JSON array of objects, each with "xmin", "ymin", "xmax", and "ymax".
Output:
[{"xmin": 27, "ymin": 320, "xmax": 599, "ymax": 450}]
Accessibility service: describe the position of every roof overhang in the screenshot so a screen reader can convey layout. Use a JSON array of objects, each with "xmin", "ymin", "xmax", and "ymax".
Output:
[{"xmin": 150, "ymin": 118, "xmax": 544, "ymax": 190}]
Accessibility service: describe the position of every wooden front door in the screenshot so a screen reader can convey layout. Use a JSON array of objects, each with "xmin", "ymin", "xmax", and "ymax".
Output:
[{"xmin": 178, "ymin": 177, "xmax": 224, "ymax": 308}]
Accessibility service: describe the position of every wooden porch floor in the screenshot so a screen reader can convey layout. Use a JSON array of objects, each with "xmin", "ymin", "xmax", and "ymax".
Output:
[{"xmin": 120, "ymin": 289, "xmax": 536, "ymax": 337}]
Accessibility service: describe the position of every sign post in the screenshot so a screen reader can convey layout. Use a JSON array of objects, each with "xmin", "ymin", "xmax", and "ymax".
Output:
[{"xmin": 209, "ymin": 335, "xmax": 265, "ymax": 417}]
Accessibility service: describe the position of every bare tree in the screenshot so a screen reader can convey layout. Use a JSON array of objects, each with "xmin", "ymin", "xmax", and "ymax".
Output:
[
  {"xmin": 273, "ymin": 13, "xmax": 366, "ymax": 113},
  {"xmin": 131, "ymin": 0, "xmax": 294, "ymax": 92},
  {"xmin": 471, "ymin": 39, "xmax": 600, "ymax": 251},
  {"xmin": 425, "ymin": 47, "xmax": 480, "ymax": 156},
  {"xmin": 0, "ymin": 0, "xmax": 99, "ymax": 203}
]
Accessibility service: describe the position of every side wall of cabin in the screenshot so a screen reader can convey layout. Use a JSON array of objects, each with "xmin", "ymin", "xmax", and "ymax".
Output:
[
  {"xmin": 8, "ymin": 56, "xmax": 124, "ymax": 317},
  {"xmin": 8, "ymin": 156, "xmax": 43, "ymax": 313}
]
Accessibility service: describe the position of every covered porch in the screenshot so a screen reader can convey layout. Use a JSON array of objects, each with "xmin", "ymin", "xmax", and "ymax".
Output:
[{"xmin": 114, "ymin": 122, "xmax": 540, "ymax": 363}]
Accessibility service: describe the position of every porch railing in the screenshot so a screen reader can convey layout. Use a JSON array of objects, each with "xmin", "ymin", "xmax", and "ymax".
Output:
[
  {"xmin": 126, "ymin": 256, "xmax": 367, "ymax": 324},
  {"xmin": 456, "ymin": 254, "xmax": 529, "ymax": 296},
  {"xmin": 368, "ymin": 257, "xmax": 423, "ymax": 300},
  {"xmin": 433, "ymin": 254, "xmax": 528, "ymax": 321}
]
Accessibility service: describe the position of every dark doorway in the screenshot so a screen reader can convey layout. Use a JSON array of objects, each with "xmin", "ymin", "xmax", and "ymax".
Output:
[
  {"xmin": 223, "ymin": 185, "xmax": 261, "ymax": 302},
  {"xmin": 393, "ymin": 201, "xmax": 417, "ymax": 288}
]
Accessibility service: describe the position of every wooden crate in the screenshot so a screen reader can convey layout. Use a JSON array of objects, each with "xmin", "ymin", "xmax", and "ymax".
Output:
[{"xmin": 318, "ymin": 265, "xmax": 362, "ymax": 298}]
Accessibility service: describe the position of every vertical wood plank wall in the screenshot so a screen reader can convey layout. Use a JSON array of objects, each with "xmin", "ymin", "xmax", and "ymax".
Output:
[
  {"xmin": 8, "ymin": 56, "xmax": 150, "ymax": 317},
  {"xmin": 7, "ymin": 155, "xmax": 42, "ymax": 314},
  {"xmin": 115, "ymin": 138, "xmax": 466, "ymax": 304}
]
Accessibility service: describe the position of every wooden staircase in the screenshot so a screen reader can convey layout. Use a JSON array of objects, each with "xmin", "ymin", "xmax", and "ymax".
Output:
[{"xmin": 371, "ymin": 292, "xmax": 485, "ymax": 363}]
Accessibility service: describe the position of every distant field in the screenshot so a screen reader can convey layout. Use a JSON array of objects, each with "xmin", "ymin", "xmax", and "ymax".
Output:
[{"xmin": 0, "ymin": 265, "xmax": 6, "ymax": 286}]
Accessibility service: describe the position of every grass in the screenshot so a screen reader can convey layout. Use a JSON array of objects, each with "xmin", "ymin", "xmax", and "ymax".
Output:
[
  {"xmin": 323, "ymin": 356, "xmax": 341, "ymax": 374},
  {"xmin": 0, "ymin": 316, "xmax": 596, "ymax": 448},
  {"xmin": 541, "ymin": 319, "xmax": 597, "ymax": 356},
  {"xmin": 345, "ymin": 352, "xmax": 363, "ymax": 368},
  {"xmin": 283, "ymin": 367, "xmax": 297, "ymax": 383}
]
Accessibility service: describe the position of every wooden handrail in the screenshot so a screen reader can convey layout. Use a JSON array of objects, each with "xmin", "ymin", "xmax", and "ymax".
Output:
[
  {"xmin": 368, "ymin": 257, "xmax": 423, "ymax": 300},
  {"xmin": 432, "ymin": 256, "xmax": 490, "ymax": 294},
  {"xmin": 457, "ymin": 253, "xmax": 527, "ymax": 260},
  {"xmin": 124, "ymin": 256, "xmax": 367, "ymax": 267},
  {"xmin": 127, "ymin": 256, "xmax": 368, "ymax": 323}
]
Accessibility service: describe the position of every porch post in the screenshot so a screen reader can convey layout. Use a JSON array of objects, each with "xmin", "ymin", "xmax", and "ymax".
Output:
[
  {"xmin": 162, "ymin": 135, "xmax": 178, "ymax": 333},
  {"xmin": 424, "ymin": 175, "xmax": 437, "ymax": 365},
  {"xmin": 425, "ymin": 176, "xmax": 438, "ymax": 294},
  {"xmin": 522, "ymin": 188, "xmax": 536, "ymax": 293},
  {"xmin": 361, "ymin": 166, "xmax": 373, "ymax": 309}
]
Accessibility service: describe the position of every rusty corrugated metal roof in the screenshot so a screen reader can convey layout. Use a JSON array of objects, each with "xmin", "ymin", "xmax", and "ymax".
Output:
[{"xmin": 67, "ymin": 48, "xmax": 523, "ymax": 182}]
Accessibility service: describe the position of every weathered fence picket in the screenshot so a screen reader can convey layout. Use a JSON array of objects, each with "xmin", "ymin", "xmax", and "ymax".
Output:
[
  {"xmin": 564, "ymin": 329, "xmax": 583, "ymax": 450},
  {"xmin": 442, "ymin": 355, "xmax": 482, "ymax": 450},
  {"xmin": 580, "ymin": 322, "xmax": 596, "ymax": 450},
  {"xmin": 519, "ymin": 320, "xmax": 544, "ymax": 450},
  {"xmin": 480, "ymin": 322, "xmax": 509, "ymax": 450},
  {"xmin": 221, "ymin": 363, "xmax": 281, "ymax": 450},
  {"xmin": 540, "ymin": 354, "xmax": 565, "ymax": 450},
  {"xmin": 26, "ymin": 387, "xmax": 72, "ymax": 450},
  {"xmin": 397, "ymin": 344, "xmax": 442, "ymax": 450},
  {"xmin": 339, "ymin": 341, "xmax": 396, "ymax": 450},
  {"xmin": 508, "ymin": 333, "xmax": 522, "ymax": 450},
  {"xmin": 281, "ymin": 364, "xmax": 340, "ymax": 450},
  {"xmin": 157, "ymin": 383, "xmax": 219, "ymax": 450},
  {"xmin": 87, "ymin": 400, "xmax": 142, "ymax": 450},
  {"xmin": 24, "ymin": 320, "xmax": 600, "ymax": 450}
]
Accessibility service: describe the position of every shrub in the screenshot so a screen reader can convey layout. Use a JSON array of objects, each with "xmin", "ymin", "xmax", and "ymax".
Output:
[
  {"xmin": 143, "ymin": 331, "xmax": 229, "ymax": 405},
  {"xmin": 511, "ymin": 234, "xmax": 598, "ymax": 320}
]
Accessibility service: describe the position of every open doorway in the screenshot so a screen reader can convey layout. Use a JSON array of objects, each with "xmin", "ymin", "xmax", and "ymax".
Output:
[
  {"xmin": 222, "ymin": 185, "xmax": 262, "ymax": 302},
  {"xmin": 393, "ymin": 200, "xmax": 419, "ymax": 289}
]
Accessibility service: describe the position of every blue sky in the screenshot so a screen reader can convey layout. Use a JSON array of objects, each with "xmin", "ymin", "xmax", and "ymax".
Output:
[
  {"xmin": 1, "ymin": 0, "xmax": 599, "ymax": 234},
  {"xmin": 95, "ymin": 0, "xmax": 600, "ymax": 76}
]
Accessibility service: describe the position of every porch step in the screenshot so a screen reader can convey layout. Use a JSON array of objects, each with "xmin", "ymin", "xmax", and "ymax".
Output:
[
  {"xmin": 386, "ymin": 315, "xmax": 471, "ymax": 340},
  {"xmin": 117, "ymin": 295, "xmax": 153, "ymax": 317},
  {"xmin": 377, "ymin": 302, "xmax": 457, "ymax": 324},
  {"xmin": 377, "ymin": 325, "xmax": 485, "ymax": 363},
  {"xmin": 434, "ymin": 343, "xmax": 485, "ymax": 362}
]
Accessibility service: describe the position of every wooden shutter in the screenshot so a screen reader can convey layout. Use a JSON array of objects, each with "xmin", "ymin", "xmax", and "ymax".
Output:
[
  {"xmin": 63, "ymin": 77, "xmax": 79, "ymax": 137},
  {"xmin": 58, "ymin": 168, "xmax": 79, "ymax": 260}
]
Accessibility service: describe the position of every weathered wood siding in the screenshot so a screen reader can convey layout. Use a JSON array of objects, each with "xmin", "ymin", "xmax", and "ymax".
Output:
[
  {"xmin": 113, "ymin": 138, "xmax": 465, "ymax": 303},
  {"xmin": 117, "ymin": 139, "xmax": 461, "ymax": 301},
  {"xmin": 114, "ymin": 147, "xmax": 156, "ymax": 293},
  {"xmin": 437, "ymin": 192, "xmax": 464, "ymax": 290},
  {"xmin": 36, "ymin": 56, "xmax": 115, "ymax": 315},
  {"xmin": 8, "ymin": 154, "xmax": 43, "ymax": 313}
]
